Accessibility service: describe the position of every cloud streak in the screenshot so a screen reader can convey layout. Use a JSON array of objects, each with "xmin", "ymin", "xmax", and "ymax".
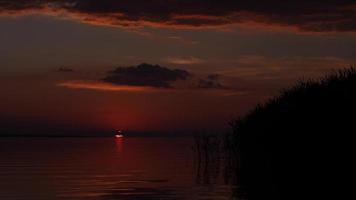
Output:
[
  {"xmin": 57, "ymin": 80, "xmax": 163, "ymax": 92},
  {"xmin": 0, "ymin": 1, "xmax": 356, "ymax": 32},
  {"xmin": 57, "ymin": 63, "xmax": 233, "ymax": 93},
  {"xmin": 164, "ymin": 57, "xmax": 204, "ymax": 65}
]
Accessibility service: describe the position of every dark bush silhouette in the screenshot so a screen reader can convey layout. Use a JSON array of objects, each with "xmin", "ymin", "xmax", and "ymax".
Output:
[{"xmin": 232, "ymin": 68, "xmax": 356, "ymax": 199}]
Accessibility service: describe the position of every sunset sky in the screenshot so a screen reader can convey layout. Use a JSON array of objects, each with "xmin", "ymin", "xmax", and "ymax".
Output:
[{"xmin": 1, "ymin": 0, "xmax": 356, "ymax": 135}]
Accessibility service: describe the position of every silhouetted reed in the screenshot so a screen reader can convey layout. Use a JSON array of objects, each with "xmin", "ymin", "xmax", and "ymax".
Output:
[
  {"xmin": 193, "ymin": 132, "xmax": 240, "ymax": 187},
  {"xmin": 194, "ymin": 68, "xmax": 356, "ymax": 199},
  {"xmin": 231, "ymin": 67, "xmax": 356, "ymax": 199}
]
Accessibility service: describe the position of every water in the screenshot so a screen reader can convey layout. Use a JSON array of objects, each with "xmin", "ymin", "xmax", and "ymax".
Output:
[{"xmin": 0, "ymin": 137, "xmax": 237, "ymax": 200}]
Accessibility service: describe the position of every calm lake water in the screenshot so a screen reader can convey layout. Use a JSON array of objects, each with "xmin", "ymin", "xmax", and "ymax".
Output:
[{"xmin": 0, "ymin": 137, "xmax": 238, "ymax": 200}]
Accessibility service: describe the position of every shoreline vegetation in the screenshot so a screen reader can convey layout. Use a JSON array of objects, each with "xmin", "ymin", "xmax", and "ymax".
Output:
[{"xmin": 195, "ymin": 68, "xmax": 356, "ymax": 199}]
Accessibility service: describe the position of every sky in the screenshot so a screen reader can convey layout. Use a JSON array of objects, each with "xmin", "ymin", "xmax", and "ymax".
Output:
[{"xmin": 1, "ymin": 0, "xmax": 356, "ymax": 136}]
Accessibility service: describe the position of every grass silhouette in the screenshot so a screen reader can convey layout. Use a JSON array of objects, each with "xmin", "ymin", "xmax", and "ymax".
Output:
[{"xmin": 231, "ymin": 67, "xmax": 356, "ymax": 199}]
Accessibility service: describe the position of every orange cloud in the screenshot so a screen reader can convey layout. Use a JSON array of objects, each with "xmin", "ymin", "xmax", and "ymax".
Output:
[
  {"xmin": 57, "ymin": 80, "xmax": 165, "ymax": 93},
  {"xmin": 164, "ymin": 57, "xmax": 204, "ymax": 65}
]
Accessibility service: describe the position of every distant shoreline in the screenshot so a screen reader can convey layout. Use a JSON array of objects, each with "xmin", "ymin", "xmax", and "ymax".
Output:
[{"xmin": 0, "ymin": 134, "xmax": 195, "ymax": 138}]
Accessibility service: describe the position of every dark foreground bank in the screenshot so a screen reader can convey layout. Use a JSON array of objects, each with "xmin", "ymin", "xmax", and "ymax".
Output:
[{"xmin": 231, "ymin": 68, "xmax": 356, "ymax": 199}]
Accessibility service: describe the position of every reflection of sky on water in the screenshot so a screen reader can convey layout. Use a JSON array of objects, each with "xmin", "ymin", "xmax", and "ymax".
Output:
[
  {"xmin": 0, "ymin": 138, "xmax": 236, "ymax": 200},
  {"xmin": 115, "ymin": 137, "xmax": 124, "ymax": 154}
]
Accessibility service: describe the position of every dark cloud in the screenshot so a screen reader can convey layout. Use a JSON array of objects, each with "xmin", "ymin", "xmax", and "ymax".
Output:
[
  {"xmin": 0, "ymin": 1, "xmax": 356, "ymax": 32},
  {"xmin": 102, "ymin": 63, "xmax": 190, "ymax": 88},
  {"xmin": 207, "ymin": 74, "xmax": 220, "ymax": 81},
  {"xmin": 57, "ymin": 67, "xmax": 74, "ymax": 72},
  {"xmin": 198, "ymin": 74, "xmax": 229, "ymax": 89},
  {"xmin": 59, "ymin": 64, "xmax": 232, "ymax": 91}
]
